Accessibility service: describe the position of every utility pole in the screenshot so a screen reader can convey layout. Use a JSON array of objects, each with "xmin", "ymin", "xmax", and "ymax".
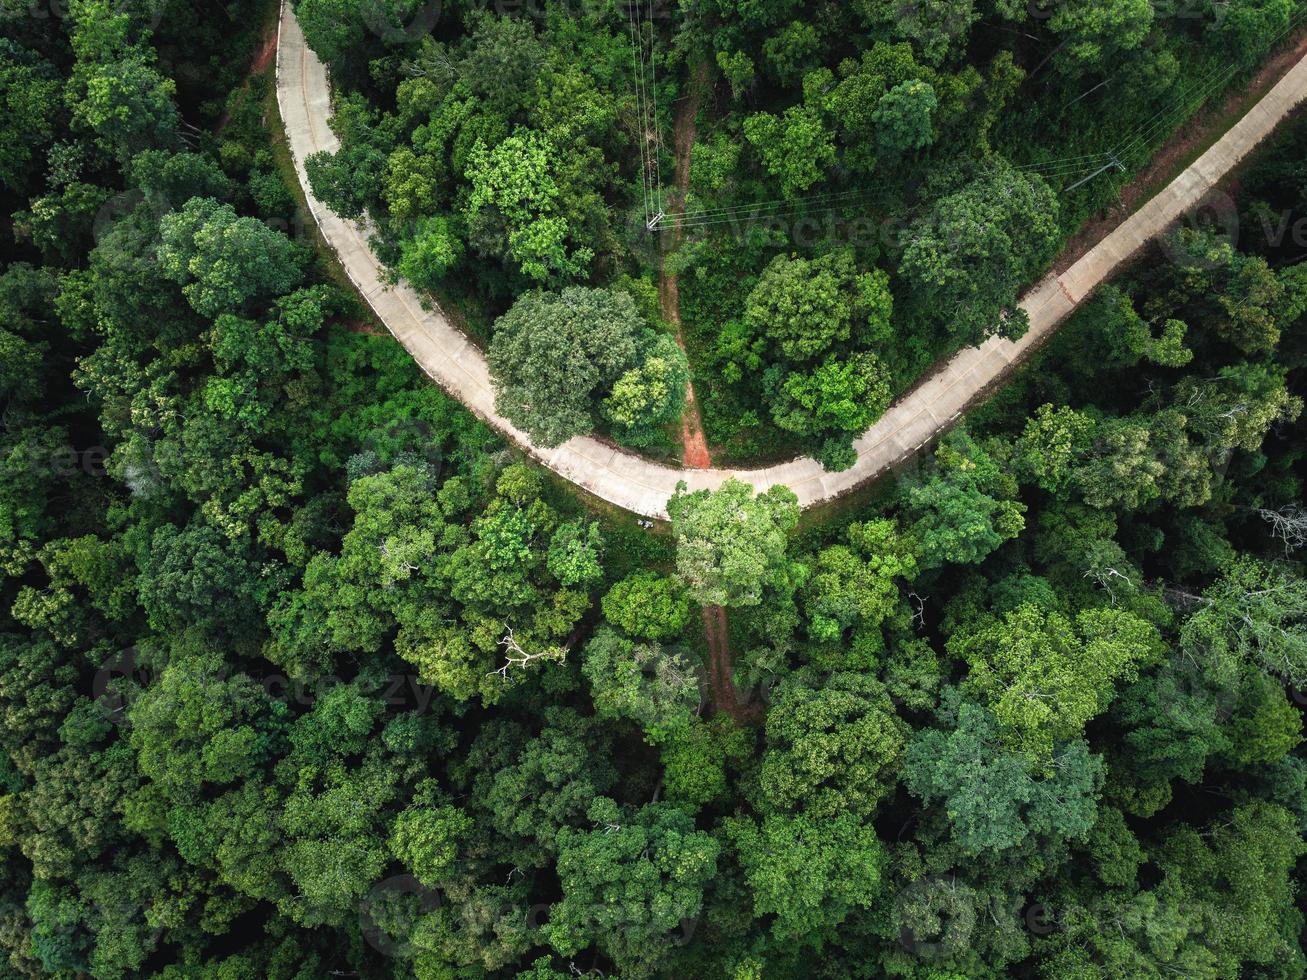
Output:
[{"xmin": 1063, "ymin": 153, "xmax": 1125, "ymax": 194}]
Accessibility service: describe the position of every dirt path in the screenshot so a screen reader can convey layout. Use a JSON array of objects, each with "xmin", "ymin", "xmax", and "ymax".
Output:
[
  {"xmin": 658, "ymin": 56, "xmax": 745, "ymax": 720},
  {"xmin": 701, "ymin": 604, "xmax": 751, "ymax": 724},
  {"xmin": 248, "ymin": 31, "xmax": 278, "ymax": 75},
  {"xmin": 215, "ymin": 29, "xmax": 280, "ymax": 133},
  {"xmin": 659, "ymin": 58, "xmax": 713, "ymax": 471}
]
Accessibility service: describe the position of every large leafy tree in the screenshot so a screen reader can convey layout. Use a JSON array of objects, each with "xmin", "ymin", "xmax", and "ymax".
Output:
[
  {"xmin": 667, "ymin": 479, "xmax": 800, "ymax": 608},
  {"xmin": 900, "ymin": 164, "xmax": 1059, "ymax": 345},
  {"xmin": 581, "ymin": 628, "xmax": 701, "ymax": 745},
  {"xmin": 464, "ymin": 129, "xmax": 592, "ymax": 284},
  {"xmin": 137, "ymin": 522, "xmax": 261, "ymax": 642},
  {"xmin": 1040, "ymin": 803, "xmax": 1306, "ymax": 977},
  {"xmin": 1179, "ymin": 557, "xmax": 1307, "ymax": 686},
  {"xmin": 872, "ymin": 79, "xmax": 939, "ymax": 153},
  {"xmin": 458, "ymin": 707, "xmax": 618, "ymax": 868},
  {"xmin": 811, "ymin": 40, "xmax": 974, "ymax": 175},
  {"xmin": 127, "ymin": 648, "xmax": 287, "ymax": 801},
  {"xmin": 296, "ymin": 0, "xmax": 446, "ymax": 82},
  {"xmin": 852, "ymin": 0, "xmax": 980, "ymax": 64},
  {"xmin": 742, "ymin": 105, "xmax": 836, "ymax": 198},
  {"xmin": 547, "ymin": 798, "xmax": 719, "ymax": 977},
  {"xmin": 801, "ymin": 519, "xmax": 917, "ymax": 653},
  {"xmin": 601, "ymin": 572, "xmax": 692, "ymax": 642},
  {"xmin": 601, "ymin": 334, "xmax": 690, "ymax": 449},
  {"xmin": 1047, "ymin": 0, "xmax": 1154, "ymax": 68},
  {"xmin": 158, "ymin": 197, "xmax": 304, "ymax": 318},
  {"xmin": 1014, "ymin": 404, "xmax": 1095, "ymax": 494},
  {"xmin": 486, "ymin": 286, "xmax": 651, "ymax": 446},
  {"xmin": 726, "ymin": 810, "xmax": 887, "ymax": 944},
  {"xmin": 950, "ymin": 602, "xmax": 1161, "ymax": 759},
  {"xmin": 0, "ymin": 40, "xmax": 62, "ymax": 194},
  {"xmin": 766, "ymin": 352, "xmax": 893, "ymax": 470},
  {"xmin": 1168, "ymin": 228, "xmax": 1289, "ymax": 353},
  {"xmin": 742, "ymin": 251, "xmax": 892, "ymax": 361},
  {"xmin": 903, "ymin": 697, "xmax": 1104, "ymax": 857},
  {"xmin": 907, "ymin": 429, "xmax": 1026, "ymax": 569},
  {"xmin": 66, "ymin": 0, "xmax": 180, "ymax": 160},
  {"xmin": 758, "ymin": 671, "xmax": 907, "ymax": 818}
]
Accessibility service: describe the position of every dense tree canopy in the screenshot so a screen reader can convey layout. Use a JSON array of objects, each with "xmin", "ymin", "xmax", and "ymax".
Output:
[{"xmin": 0, "ymin": 0, "xmax": 1303, "ymax": 976}]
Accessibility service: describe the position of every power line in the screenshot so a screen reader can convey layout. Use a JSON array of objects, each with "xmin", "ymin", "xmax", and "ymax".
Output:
[
  {"xmin": 1054, "ymin": 1, "xmax": 1307, "ymax": 186},
  {"xmin": 626, "ymin": 0, "xmax": 649, "ymax": 224},
  {"xmin": 645, "ymin": 0, "xmax": 664, "ymax": 220},
  {"xmin": 627, "ymin": 0, "xmax": 664, "ymax": 228},
  {"xmin": 663, "ymin": 188, "xmax": 878, "ymax": 224}
]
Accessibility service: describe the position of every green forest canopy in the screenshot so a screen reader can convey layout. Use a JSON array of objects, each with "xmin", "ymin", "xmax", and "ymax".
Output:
[{"xmin": 0, "ymin": 0, "xmax": 1303, "ymax": 977}]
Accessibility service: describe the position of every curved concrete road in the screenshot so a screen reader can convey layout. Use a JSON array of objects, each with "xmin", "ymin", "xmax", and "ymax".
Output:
[{"xmin": 276, "ymin": 3, "xmax": 1307, "ymax": 518}]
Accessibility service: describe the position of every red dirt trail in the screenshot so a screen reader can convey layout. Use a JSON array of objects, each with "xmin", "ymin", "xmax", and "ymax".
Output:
[
  {"xmin": 658, "ymin": 58, "xmax": 751, "ymax": 723},
  {"xmin": 658, "ymin": 59, "xmax": 713, "ymax": 471}
]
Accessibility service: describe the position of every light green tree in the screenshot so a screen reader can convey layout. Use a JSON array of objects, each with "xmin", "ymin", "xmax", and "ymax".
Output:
[
  {"xmin": 743, "ymin": 105, "xmax": 835, "ymax": 198},
  {"xmin": 464, "ymin": 129, "xmax": 591, "ymax": 283},
  {"xmin": 744, "ymin": 250, "xmax": 891, "ymax": 360},
  {"xmin": 601, "ymin": 334, "xmax": 689, "ymax": 449},
  {"xmin": 547, "ymin": 798, "xmax": 719, "ymax": 976},
  {"xmin": 952, "ymin": 602, "xmax": 1162, "ymax": 759},
  {"xmin": 726, "ymin": 810, "xmax": 887, "ymax": 943},
  {"xmin": 907, "ymin": 430, "xmax": 1026, "ymax": 568},
  {"xmin": 758, "ymin": 671, "xmax": 907, "ymax": 818},
  {"xmin": 667, "ymin": 478, "xmax": 800, "ymax": 608},
  {"xmin": 1048, "ymin": 0, "xmax": 1154, "ymax": 67},
  {"xmin": 802, "ymin": 519, "xmax": 917, "ymax": 649},
  {"xmin": 581, "ymin": 628, "xmax": 701, "ymax": 744},
  {"xmin": 872, "ymin": 79, "xmax": 938, "ymax": 152},
  {"xmin": 600, "ymin": 571, "xmax": 693, "ymax": 641},
  {"xmin": 398, "ymin": 215, "xmax": 464, "ymax": 291}
]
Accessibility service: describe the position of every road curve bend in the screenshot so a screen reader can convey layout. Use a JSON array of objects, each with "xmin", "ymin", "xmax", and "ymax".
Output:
[{"xmin": 275, "ymin": 3, "xmax": 1307, "ymax": 519}]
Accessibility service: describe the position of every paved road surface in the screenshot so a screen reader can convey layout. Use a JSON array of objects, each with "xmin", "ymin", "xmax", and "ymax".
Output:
[{"xmin": 276, "ymin": 3, "xmax": 1307, "ymax": 519}]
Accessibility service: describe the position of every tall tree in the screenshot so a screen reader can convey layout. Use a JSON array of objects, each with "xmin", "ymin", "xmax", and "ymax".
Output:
[
  {"xmin": 158, "ymin": 197, "xmax": 304, "ymax": 318},
  {"xmin": 726, "ymin": 810, "xmax": 887, "ymax": 944},
  {"xmin": 547, "ymin": 797, "xmax": 719, "ymax": 977},
  {"xmin": 486, "ymin": 287, "xmax": 648, "ymax": 446},
  {"xmin": 667, "ymin": 479, "xmax": 800, "ymax": 608},
  {"xmin": 903, "ymin": 697, "xmax": 1104, "ymax": 857},
  {"xmin": 900, "ymin": 164, "xmax": 1059, "ymax": 346},
  {"xmin": 758, "ymin": 671, "xmax": 907, "ymax": 818},
  {"xmin": 951, "ymin": 602, "xmax": 1161, "ymax": 759}
]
